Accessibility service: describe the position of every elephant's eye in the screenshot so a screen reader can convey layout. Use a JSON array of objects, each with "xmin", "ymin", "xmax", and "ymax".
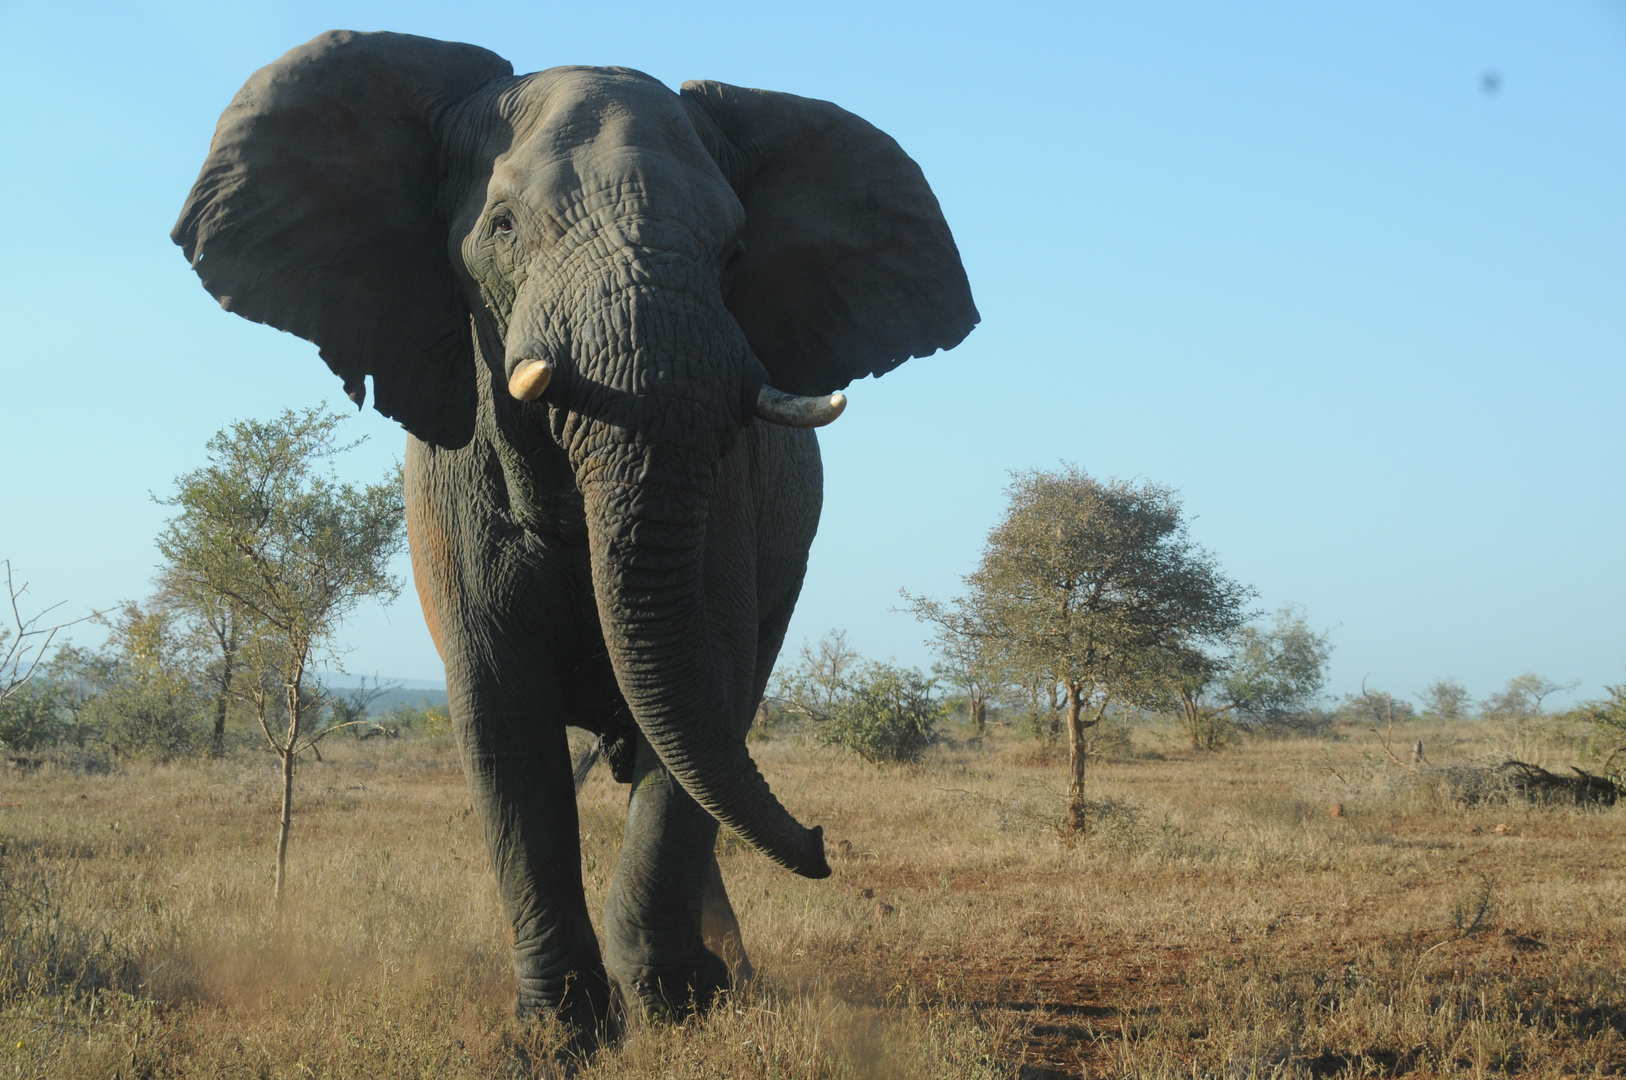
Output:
[{"xmin": 491, "ymin": 214, "xmax": 514, "ymax": 239}]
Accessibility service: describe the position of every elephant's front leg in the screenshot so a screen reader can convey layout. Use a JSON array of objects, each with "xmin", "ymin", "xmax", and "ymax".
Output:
[
  {"xmin": 603, "ymin": 734, "xmax": 737, "ymax": 1021},
  {"xmin": 451, "ymin": 644, "xmax": 611, "ymax": 1034}
]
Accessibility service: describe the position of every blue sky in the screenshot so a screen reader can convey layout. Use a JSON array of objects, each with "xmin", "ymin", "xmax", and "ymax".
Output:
[{"xmin": 1, "ymin": 1, "xmax": 1622, "ymax": 709}]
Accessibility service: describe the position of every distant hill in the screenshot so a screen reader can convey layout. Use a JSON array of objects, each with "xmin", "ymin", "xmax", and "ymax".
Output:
[
  {"xmin": 366, "ymin": 686, "xmax": 450, "ymax": 712},
  {"xmin": 314, "ymin": 673, "xmax": 448, "ymax": 712},
  {"xmin": 317, "ymin": 672, "xmax": 445, "ymax": 692}
]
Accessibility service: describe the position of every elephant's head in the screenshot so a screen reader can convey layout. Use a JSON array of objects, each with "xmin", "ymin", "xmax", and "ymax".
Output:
[{"xmin": 172, "ymin": 31, "xmax": 977, "ymax": 879}]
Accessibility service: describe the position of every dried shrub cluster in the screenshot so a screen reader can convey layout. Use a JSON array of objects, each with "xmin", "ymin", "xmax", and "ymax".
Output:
[{"xmin": 1443, "ymin": 760, "xmax": 1621, "ymax": 808}]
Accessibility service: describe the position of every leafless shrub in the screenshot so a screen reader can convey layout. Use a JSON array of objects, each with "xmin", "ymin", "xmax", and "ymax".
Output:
[{"xmin": 0, "ymin": 561, "xmax": 99, "ymax": 709}]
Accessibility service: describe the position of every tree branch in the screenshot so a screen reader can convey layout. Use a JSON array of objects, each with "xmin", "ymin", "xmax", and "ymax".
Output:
[{"xmin": 1, "ymin": 561, "xmax": 102, "ymax": 704}]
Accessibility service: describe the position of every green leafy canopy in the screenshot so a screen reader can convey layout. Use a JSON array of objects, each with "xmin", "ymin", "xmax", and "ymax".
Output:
[{"xmin": 155, "ymin": 407, "xmax": 405, "ymax": 666}]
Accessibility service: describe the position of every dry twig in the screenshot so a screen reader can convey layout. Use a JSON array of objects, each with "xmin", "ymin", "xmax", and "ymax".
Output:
[
  {"xmin": 0, "ymin": 561, "xmax": 100, "ymax": 706},
  {"xmin": 1412, "ymin": 871, "xmax": 1493, "ymax": 980}
]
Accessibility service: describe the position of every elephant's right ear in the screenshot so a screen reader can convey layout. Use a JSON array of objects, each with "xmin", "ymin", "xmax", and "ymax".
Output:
[{"xmin": 172, "ymin": 30, "xmax": 512, "ymax": 447}]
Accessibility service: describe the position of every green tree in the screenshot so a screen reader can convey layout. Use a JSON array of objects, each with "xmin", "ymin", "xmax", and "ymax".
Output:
[
  {"xmin": 1579, "ymin": 684, "xmax": 1626, "ymax": 734},
  {"xmin": 81, "ymin": 600, "xmax": 206, "ymax": 761},
  {"xmin": 1577, "ymin": 684, "xmax": 1626, "ymax": 778},
  {"xmin": 1336, "ymin": 683, "xmax": 1414, "ymax": 730},
  {"xmin": 1009, "ymin": 672, "xmax": 1065, "ymax": 742},
  {"xmin": 1419, "ymin": 677, "xmax": 1471, "ymax": 720},
  {"xmin": 1221, "ymin": 605, "xmax": 1332, "ymax": 730},
  {"xmin": 904, "ymin": 590, "xmax": 1004, "ymax": 734},
  {"xmin": 40, "ymin": 644, "xmax": 120, "ymax": 735},
  {"xmin": 817, "ymin": 661, "xmax": 943, "ymax": 764},
  {"xmin": 965, "ymin": 466, "xmax": 1252, "ymax": 832},
  {"xmin": 0, "ymin": 682, "xmax": 70, "ymax": 755},
  {"xmin": 1481, "ymin": 673, "xmax": 1577, "ymax": 719},
  {"xmin": 156, "ymin": 407, "xmax": 406, "ymax": 905},
  {"xmin": 775, "ymin": 629, "xmax": 861, "ymax": 725},
  {"xmin": 1149, "ymin": 645, "xmax": 1237, "ymax": 751},
  {"xmin": 159, "ymin": 565, "xmax": 247, "ymax": 756}
]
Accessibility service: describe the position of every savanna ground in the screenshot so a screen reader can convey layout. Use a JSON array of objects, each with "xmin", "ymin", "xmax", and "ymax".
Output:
[{"xmin": 1, "ymin": 716, "xmax": 1622, "ymax": 1078}]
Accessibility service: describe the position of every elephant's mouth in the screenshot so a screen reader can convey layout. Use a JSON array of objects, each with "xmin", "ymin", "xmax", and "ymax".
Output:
[{"xmin": 504, "ymin": 352, "xmax": 845, "ymax": 430}]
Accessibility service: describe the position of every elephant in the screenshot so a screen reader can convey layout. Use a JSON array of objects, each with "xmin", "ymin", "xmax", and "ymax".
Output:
[{"xmin": 172, "ymin": 29, "xmax": 976, "ymax": 1038}]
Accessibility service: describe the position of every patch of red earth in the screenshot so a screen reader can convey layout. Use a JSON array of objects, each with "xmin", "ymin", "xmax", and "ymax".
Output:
[
  {"xmin": 831, "ymin": 866, "xmax": 1085, "ymax": 897},
  {"xmin": 876, "ymin": 937, "xmax": 1171, "ymax": 1078},
  {"xmin": 876, "ymin": 929, "xmax": 1605, "ymax": 1078}
]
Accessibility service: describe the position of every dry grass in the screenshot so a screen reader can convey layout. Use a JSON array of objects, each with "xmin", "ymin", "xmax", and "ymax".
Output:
[{"xmin": 0, "ymin": 717, "xmax": 1621, "ymax": 1078}]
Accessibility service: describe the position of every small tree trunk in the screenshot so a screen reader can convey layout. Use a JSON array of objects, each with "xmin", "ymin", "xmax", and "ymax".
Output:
[
  {"xmin": 1066, "ymin": 682, "xmax": 1087, "ymax": 834},
  {"xmin": 273, "ymin": 667, "xmax": 303, "ymax": 910},
  {"xmin": 213, "ymin": 692, "xmax": 228, "ymax": 756},
  {"xmin": 274, "ymin": 745, "xmax": 293, "ymax": 906},
  {"xmin": 212, "ymin": 660, "xmax": 233, "ymax": 757},
  {"xmin": 1180, "ymin": 691, "xmax": 1201, "ymax": 750},
  {"xmin": 1048, "ymin": 681, "xmax": 1062, "ymax": 739},
  {"xmin": 212, "ymin": 617, "xmax": 237, "ymax": 757}
]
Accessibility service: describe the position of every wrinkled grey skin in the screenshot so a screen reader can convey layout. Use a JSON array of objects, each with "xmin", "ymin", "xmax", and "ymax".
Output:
[{"xmin": 173, "ymin": 30, "xmax": 975, "ymax": 1038}]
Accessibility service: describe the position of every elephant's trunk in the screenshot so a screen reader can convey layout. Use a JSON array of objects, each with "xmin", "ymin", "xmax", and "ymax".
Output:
[{"xmin": 579, "ymin": 445, "xmax": 830, "ymax": 879}]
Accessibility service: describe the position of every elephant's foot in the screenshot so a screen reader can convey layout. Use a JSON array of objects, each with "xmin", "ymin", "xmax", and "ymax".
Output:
[
  {"xmin": 514, "ymin": 957, "xmax": 617, "ymax": 1055},
  {"xmin": 700, "ymin": 855, "xmax": 755, "ymax": 984},
  {"xmin": 608, "ymin": 947, "xmax": 733, "ymax": 1026},
  {"xmin": 703, "ymin": 930, "xmax": 755, "ymax": 986}
]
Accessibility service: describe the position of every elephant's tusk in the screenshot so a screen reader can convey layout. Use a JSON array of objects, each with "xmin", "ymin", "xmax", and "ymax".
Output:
[
  {"xmin": 755, "ymin": 386, "xmax": 847, "ymax": 428},
  {"xmin": 508, "ymin": 358, "xmax": 554, "ymax": 402}
]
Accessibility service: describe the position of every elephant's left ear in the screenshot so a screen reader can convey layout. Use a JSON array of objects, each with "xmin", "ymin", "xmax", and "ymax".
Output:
[{"xmin": 680, "ymin": 81, "xmax": 978, "ymax": 396}]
